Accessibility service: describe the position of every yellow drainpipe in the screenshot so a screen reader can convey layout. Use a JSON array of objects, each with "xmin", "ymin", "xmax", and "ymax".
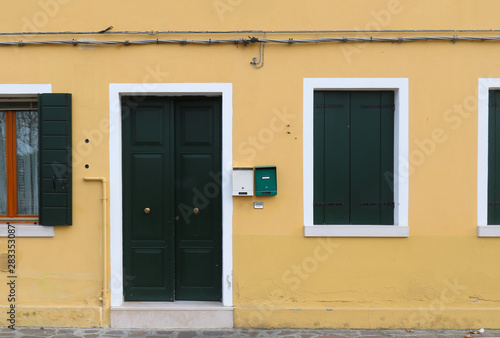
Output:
[{"xmin": 83, "ymin": 177, "xmax": 108, "ymax": 326}]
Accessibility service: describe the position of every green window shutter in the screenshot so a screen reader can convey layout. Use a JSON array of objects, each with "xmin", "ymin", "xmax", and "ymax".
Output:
[
  {"xmin": 350, "ymin": 91, "xmax": 380, "ymax": 224},
  {"xmin": 350, "ymin": 91, "xmax": 394, "ymax": 225},
  {"xmin": 38, "ymin": 93, "xmax": 72, "ymax": 226},
  {"xmin": 323, "ymin": 91, "xmax": 350, "ymax": 224},
  {"xmin": 379, "ymin": 91, "xmax": 395, "ymax": 225},
  {"xmin": 313, "ymin": 91, "xmax": 326, "ymax": 224},
  {"xmin": 488, "ymin": 90, "xmax": 500, "ymax": 224},
  {"xmin": 313, "ymin": 91, "xmax": 350, "ymax": 225},
  {"xmin": 314, "ymin": 91, "xmax": 394, "ymax": 225}
]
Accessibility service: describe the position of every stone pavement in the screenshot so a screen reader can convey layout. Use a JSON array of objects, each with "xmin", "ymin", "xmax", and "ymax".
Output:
[{"xmin": 1, "ymin": 328, "xmax": 500, "ymax": 338}]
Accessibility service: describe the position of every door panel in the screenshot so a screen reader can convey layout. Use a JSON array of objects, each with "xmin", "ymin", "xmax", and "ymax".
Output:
[
  {"xmin": 122, "ymin": 98, "xmax": 174, "ymax": 301},
  {"xmin": 133, "ymin": 107, "xmax": 164, "ymax": 145},
  {"xmin": 179, "ymin": 106, "xmax": 214, "ymax": 147},
  {"xmin": 180, "ymin": 248, "xmax": 215, "ymax": 286},
  {"xmin": 131, "ymin": 248, "xmax": 165, "ymax": 287},
  {"xmin": 177, "ymin": 154, "xmax": 214, "ymax": 237},
  {"xmin": 131, "ymin": 154, "xmax": 165, "ymax": 240},
  {"xmin": 122, "ymin": 96, "xmax": 221, "ymax": 302},
  {"xmin": 175, "ymin": 99, "xmax": 222, "ymax": 301}
]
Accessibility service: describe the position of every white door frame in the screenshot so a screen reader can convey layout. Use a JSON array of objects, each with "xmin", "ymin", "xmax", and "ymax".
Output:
[{"xmin": 109, "ymin": 83, "xmax": 233, "ymax": 307}]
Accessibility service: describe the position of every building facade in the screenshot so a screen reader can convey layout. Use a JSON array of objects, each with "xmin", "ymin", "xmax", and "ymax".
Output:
[{"xmin": 0, "ymin": 0, "xmax": 499, "ymax": 330}]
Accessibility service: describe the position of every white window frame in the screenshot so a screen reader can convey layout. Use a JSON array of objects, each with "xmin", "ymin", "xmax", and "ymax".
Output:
[
  {"xmin": 303, "ymin": 78, "xmax": 409, "ymax": 237},
  {"xmin": 477, "ymin": 78, "xmax": 500, "ymax": 237},
  {"xmin": 0, "ymin": 84, "xmax": 54, "ymax": 238}
]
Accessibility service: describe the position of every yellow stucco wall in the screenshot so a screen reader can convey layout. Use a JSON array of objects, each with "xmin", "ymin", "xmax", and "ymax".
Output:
[{"xmin": 0, "ymin": 0, "xmax": 499, "ymax": 329}]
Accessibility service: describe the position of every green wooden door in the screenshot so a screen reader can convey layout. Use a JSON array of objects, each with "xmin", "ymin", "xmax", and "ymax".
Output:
[{"xmin": 122, "ymin": 96, "xmax": 222, "ymax": 301}]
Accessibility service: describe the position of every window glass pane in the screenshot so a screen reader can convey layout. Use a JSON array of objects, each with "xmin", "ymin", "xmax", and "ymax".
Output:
[
  {"xmin": 16, "ymin": 111, "xmax": 38, "ymax": 215},
  {"xmin": 0, "ymin": 112, "xmax": 6, "ymax": 215}
]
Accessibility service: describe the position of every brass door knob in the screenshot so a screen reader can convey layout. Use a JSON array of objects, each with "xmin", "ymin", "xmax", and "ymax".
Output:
[
  {"xmin": 144, "ymin": 207, "xmax": 151, "ymax": 214},
  {"xmin": 193, "ymin": 207, "xmax": 200, "ymax": 215}
]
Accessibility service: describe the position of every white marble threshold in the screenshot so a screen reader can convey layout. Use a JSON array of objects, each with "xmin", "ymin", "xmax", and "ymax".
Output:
[{"xmin": 110, "ymin": 301, "xmax": 234, "ymax": 329}]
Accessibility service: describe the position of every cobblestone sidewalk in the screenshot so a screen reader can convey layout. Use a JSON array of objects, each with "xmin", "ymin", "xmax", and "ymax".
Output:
[{"xmin": 1, "ymin": 327, "xmax": 500, "ymax": 338}]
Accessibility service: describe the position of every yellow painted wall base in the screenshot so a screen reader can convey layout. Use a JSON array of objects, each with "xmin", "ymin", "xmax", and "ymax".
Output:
[
  {"xmin": 0, "ymin": 306, "xmax": 101, "ymax": 328},
  {"xmin": 234, "ymin": 307, "xmax": 500, "ymax": 330}
]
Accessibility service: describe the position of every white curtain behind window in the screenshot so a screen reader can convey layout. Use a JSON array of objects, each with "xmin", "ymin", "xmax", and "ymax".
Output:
[
  {"xmin": 0, "ymin": 112, "xmax": 6, "ymax": 215},
  {"xmin": 16, "ymin": 111, "xmax": 38, "ymax": 215}
]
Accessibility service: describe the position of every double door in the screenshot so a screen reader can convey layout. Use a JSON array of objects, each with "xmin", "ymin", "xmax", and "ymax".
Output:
[{"xmin": 122, "ymin": 96, "xmax": 222, "ymax": 301}]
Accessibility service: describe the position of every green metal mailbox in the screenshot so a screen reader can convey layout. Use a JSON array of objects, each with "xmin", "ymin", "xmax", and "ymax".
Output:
[{"xmin": 255, "ymin": 166, "xmax": 277, "ymax": 196}]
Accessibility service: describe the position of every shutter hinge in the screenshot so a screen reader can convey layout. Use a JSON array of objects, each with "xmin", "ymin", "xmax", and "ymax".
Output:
[
  {"xmin": 314, "ymin": 104, "xmax": 344, "ymax": 108},
  {"xmin": 359, "ymin": 202, "xmax": 395, "ymax": 206},
  {"xmin": 52, "ymin": 175, "xmax": 70, "ymax": 190},
  {"xmin": 314, "ymin": 202, "xmax": 345, "ymax": 206},
  {"xmin": 360, "ymin": 104, "xmax": 395, "ymax": 109}
]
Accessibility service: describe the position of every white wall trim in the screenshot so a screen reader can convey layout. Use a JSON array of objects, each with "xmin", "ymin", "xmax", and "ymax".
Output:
[
  {"xmin": 477, "ymin": 225, "xmax": 500, "ymax": 237},
  {"xmin": 0, "ymin": 224, "xmax": 54, "ymax": 237},
  {"xmin": 109, "ymin": 83, "xmax": 233, "ymax": 307},
  {"xmin": 477, "ymin": 78, "xmax": 500, "ymax": 236},
  {"xmin": 305, "ymin": 225, "xmax": 409, "ymax": 237},
  {"xmin": 0, "ymin": 84, "xmax": 51, "ymax": 95},
  {"xmin": 303, "ymin": 78, "xmax": 409, "ymax": 238},
  {"xmin": 0, "ymin": 84, "xmax": 53, "ymax": 237}
]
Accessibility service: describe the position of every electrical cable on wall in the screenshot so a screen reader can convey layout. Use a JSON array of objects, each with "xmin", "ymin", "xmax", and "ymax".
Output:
[
  {"xmin": 2, "ymin": 32, "xmax": 500, "ymax": 69},
  {"xmin": 2, "ymin": 35, "xmax": 500, "ymax": 47},
  {"xmin": 250, "ymin": 42, "xmax": 264, "ymax": 68}
]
